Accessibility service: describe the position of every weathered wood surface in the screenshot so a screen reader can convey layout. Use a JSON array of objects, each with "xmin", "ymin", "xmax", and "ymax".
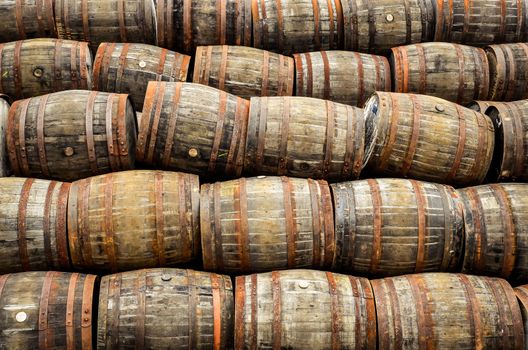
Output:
[
  {"xmin": 0, "ymin": 97, "xmax": 10, "ymax": 177},
  {"xmin": 0, "ymin": 271, "xmax": 97, "ymax": 350},
  {"xmin": 332, "ymin": 178, "xmax": 464, "ymax": 277},
  {"xmin": 193, "ymin": 45, "xmax": 294, "ymax": 99},
  {"xmin": 7, "ymin": 90, "xmax": 136, "ymax": 182},
  {"xmin": 468, "ymin": 100, "xmax": 510, "ymax": 113},
  {"xmin": 341, "ymin": 0, "xmax": 435, "ymax": 54},
  {"xmin": 245, "ymin": 97, "xmax": 365, "ymax": 181},
  {"xmin": 68, "ymin": 170, "xmax": 200, "ymax": 273},
  {"xmin": 156, "ymin": 0, "xmax": 252, "ymax": 54},
  {"xmin": 54, "ymin": 0, "xmax": 157, "ymax": 51},
  {"xmin": 0, "ymin": 177, "xmax": 70, "ymax": 274},
  {"xmin": 372, "ymin": 273, "xmax": 524, "ymax": 349},
  {"xmin": 0, "ymin": 0, "xmax": 56, "ymax": 42},
  {"xmin": 235, "ymin": 270, "xmax": 377, "ymax": 350},
  {"xmin": 0, "ymin": 39, "xmax": 92, "ymax": 100},
  {"xmin": 294, "ymin": 50, "xmax": 391, "ymax": 107},
  {"xmin": 390, "ymin": 42, "xmax": 489, "ymax": 105},
  {"xmin": 458, "ymin": 183, "xmax": 528, "ymax": 284},
  {"xmin": 252, "ymin": 0, "xmax": 343, "ymax": 55},
  {"xmin": 98, "ymin": 268, "xmax": 233, "ymax": 350},
  {"xmin": 364, "ymin": 92, "xmax": 495, "ymax": 186},
  {"xmin": 487, "ymin": 43, "xmax": 528, "ymax": 101},
  {"xmin": 93, "ymin": 43, "xmax": 190, "ymax": 112},
  {"xmin": 515, "ymin": 285, "xmax": 528, "ymax": 345},
  {"xmin": 201, "ymin": 176, "xmax": 334, "ymax": 273},
  {"xmin": 137, "ymin": 82, "xmax": 249, "ymax": 179}
]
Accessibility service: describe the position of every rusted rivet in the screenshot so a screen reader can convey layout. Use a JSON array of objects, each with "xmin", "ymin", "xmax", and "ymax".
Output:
[
  {"xmin": 15, "ymin": 312, "xmax": 27, "ymax": 323},
  {"xmin": 64, "ymin": 147, "xmax": 74, "ymax": 157},
  {"xmin": 33, "ymin": 67, "xmax": 44, "ymax": 78},
  {"xmin": 386, "ymin": 14, "xmax": 394, "ymax": 22},
  {"xmin": 139, "ymin": 61, "xmax": 147, "ymax": 68},
  {"xmin": 435, "ymin": 104, "xmax": 445, "ymax": 112},
  {"xmin": 188, "ymin": 148, "xmax": 199, "ymax": 158},
  {"xmin": 298, "ymin": 281, "xmax": 310, "ymax": 289}
]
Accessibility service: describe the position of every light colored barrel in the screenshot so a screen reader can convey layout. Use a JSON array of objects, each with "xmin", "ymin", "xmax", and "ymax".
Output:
[
  {"xmin": 0, "ymin": 0, "xmax": 56, "ymax": 42},
  {"xmin": 0, "ymin": 271, "xmax": 97, "ymax": 350},
  {"xmin": 98, "ymin": 268, "xmax": 233, "ymax": 349},
  {"xmin": 390, "ymin": 42, "xmax": 489, "ymax": 105},
  {"xmin": 486, "ymin": 43, "xmax": 528, "ymax": 101},
  {"xmin": 235, "ymin": 270, "xmax": 377, "ymax": 350},
  {"xmin": 515, "ymin": 285, "xmax": 528, "ymax": 347},
  {"xmin": 7, "ymin": 90, "xmax": 136, "ymax": 182},
  {"xmin": 294, "ymin": 50, "xmax": 391, "ymax": 107},
  {"xmin": 193, "ymin": 45, "xmax": 294, "ymax": 99},
  {"xmin": 372, "ymin": 273, "xmax": 524, "ymax": 349},
  {"xmin": 201, "ymin": 176, "xmax": 334, "ymax": 273},
  {"xmin": 93, "ymin": 43, "xmax": 190, "ymax": 112},
  {"xmin": 245, "ymin": 97, "xmax": 365, "ymax": 181},
  {"xmin": 364, "ymin": 92, "xmax": 495, "ymax": 186},
  {"xmin": 0, "ymin": 97, "xmax": 10, "ymax": 177},
  {"xmin": 0, "ymin": 39, "xmax": 92, "ymax": 100}
]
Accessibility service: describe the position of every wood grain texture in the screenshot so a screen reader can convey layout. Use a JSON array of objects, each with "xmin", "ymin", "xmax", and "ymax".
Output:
[
  {"xmin": 235, "ymin": 269, "xmax": 377, "ymax": 350},
  {"xmin": 201, "ymin": 176, "xmax": 335, "ymax": 273},
  {"xmin": 487, "ymin": 43, "xmax": 528, "ymax": 101},
  {"xmin": 514, "ymin": 285, "xmax": 528, "ymax": 346},
  {"xmin": 0, "ymin": 0, "xmax": 56, "ymax": 42},
  {"xmin": 0, "ymin": 97, "xmax": 10, "ymax": 177}
]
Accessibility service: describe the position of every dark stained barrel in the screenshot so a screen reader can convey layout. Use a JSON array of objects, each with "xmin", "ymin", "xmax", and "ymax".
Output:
[
  {"xmin": 193, "ymin": 45, "xmax": 294, "ymax": 99},
  {"xmin": 201, "ymin": 176, "xmax": 335, "ymax": 273},
  {"xmin": 6, "ymin": 90, "xmax": 136, "ymax": 182},
  {"xmin": 156, "ymin": 0, "xmax": 252, "ymax": 54},
  {"xmin": 0, "ymin": 0, "xmax": 56, "ymax": 42},
  {"xmin": 0, "ymin": 271, "xmax": 97, "ymax": 350},
  {"xmin": 93, "ymin": 43, "xmax": 191, "ymax": 112},
  {"xmin": 364, "ymin": 92, "xmax": 495, "ymax": 186},
  {"xmin": 137, "ymin": 82, "xmax": 249, "ymax": 178},
  {"xmin": 0, "ymin": 39, "xmax": 92, "ymax": 100},
  {"xmin": 372, "ymin": 273, "xmax": 524, "ymax": 349},
  {"xmin": 68, "ymin": 170, "xmax": 200, "ymax": 273},
  {"xmin": 486, "ymin": 43, "xmax": 528, "ymax": 101},
  {"xmin": 293, "ymin": 50, "xmax": 391, "ymax": 107},
  {"xmin": 252, "ymin": 0, "xmax": 343, "ymax": 55},
  {"xmin": 235, "ymin": 270, "xmax": 377, "ymax": 350},
  {"xmin": 245, "ymin": 97, "xmax": 365, "ymax": 181},
  {"xmin": 515, "ymin": 285, "xmax": 528, "ymax": 344},
  {"xmin": 1, "ymin": 97, "xmax": 10, "ymax": 177},
  {"xmin": 331, "ymin": 179, "xmax": 464, "ymax": 277},
  {"xmin": 340, "ymin": 0, "xmax": 435, "ymax": 54}
]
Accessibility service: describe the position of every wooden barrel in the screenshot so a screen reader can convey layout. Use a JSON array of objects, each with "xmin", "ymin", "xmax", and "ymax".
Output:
[
  {"xmin": 68, "ymin": 170, "xmax": 200, "ymax": 273},
  {"xmin": 434, "ymin": 0, "xmax": 525, "ymax": 46},
  {"xmin": 390, "ymin": 42, "xmax": 490, "ymax": 105},
  {"xmin": 6, "ymin": 90, "xmax": 136, "ymax": 182},
  {"xmin": 201, "ymin": 176, "xmax": 334, "ymax": 273},
  {"xmin": 98, "ymin": 268, "xmax": 233, "ymax": 349},
  {"xmin": 468, "ymin": 100, "xmax": 510, "ymax": 113},
  {"xmin": 458, "ymin": 184, "xmax": 528, "ymax": 284},
  {"xmin": 364, "ymin": 92, "xmax": 495, "ymax": 186},
  {"xmin": 372, "ymin": 273, "xmax": 524, "ymax": 349},
  {"xmin": 515, "ymin": 285, "xmax": 528, "ymax": 345},
  {"xmin": 0, "ymin": 97, "xmax": 10, "ymax": 177},
  {"xmin": 193, "ymin": 45, "xmax": 294, "ymax": 99},
  {"xmin": 340, "ymin": 0, "xmax": 435, "ymax": 54},
  {"xmin": 0, "ymin": 0, "xmax": 56, "ymax": 42},
  {"xmin": 93, "ymin": 43, "xmax": 191, "ymax": 112},
  {"xmin": 54, "ymin": 0, "xmax": 157, "ymax": 51},
  {"xmin": 252, "ymin": 0, "xmax": 343, "ymax": 55},
  {"xmin": 235, "ymin": 270, "xmax": 377, "ymax": 350},
  {"xmin": 245, "ymin": 97, "xmax": 365, "ymax": 181},
  {"xmin": 331, "ymin": 179, "xmax": 464, "ymax": 277},
  {"xmin": 486, "ymin": 44, "xmax": 528, "ymax": 101},
  {"xmin": 156, "ymin": 0, "xmax": 252, "ymax": 54},
  {"xmin": 0, "ymin": 39, "xmax": 92, "ymax": 100},
  {"xmin": 137, "ymin": 82, "xmax": 249, "ymax": 178},
  {"xmin": 0, "ymin": 271, "xmax": 97, "ymax": 350}
]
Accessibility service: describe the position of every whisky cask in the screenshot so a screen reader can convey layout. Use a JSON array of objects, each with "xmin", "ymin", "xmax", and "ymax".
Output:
[
  {"xmin": 487, "ymin": 43, "xmax": 528, "ymax": 101},
  {"xmin": 0, "ymin": 0, "xmax": 56, "ymax": 42},
  {"xmin": 0, "ymin": 97, "xmax": 10, "ymax": 177},
  {"xmin": 515, "ymin": 285, "xmax": 528, "ymax": 346}
]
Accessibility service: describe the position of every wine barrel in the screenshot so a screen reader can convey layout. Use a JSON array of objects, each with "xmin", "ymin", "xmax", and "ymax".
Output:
[
  {"xmin": 68, "ymin": 170, "xmax": 200, "ymax": 273},
  {"xmin": 372, "ymin": 273, "xmax": 524, "ymax": 349},
  {"xmin": 331, "ymin": 179, "xmax": 464, "ymax": 277},
  {"xmin": 340, "ymin": 0, "xmax": 435, "ymax": 54},
  {"xmin": 468, "ymin": 100, "xmax": 510, "ymax": 113},
  {"xmin": 137, "ymin": 82, "xmax": 249, "ymax": 178},
  {"xmin": 6, "ymin": 90, "xmax": 136, "ymax": 182},
  {"xmin": 235, "ymin": 270, "xmax": 377, "ymax": 350},
  {"xmin": 364, "ymin": 92, "xmax": 495, "ymax": 186},
  {"xmin": 156, "ymin": 0, "xmax": 251, "ymax": 54},
  {"xmin": 54, "ymin": 0, "xmax": 157, "ymax": 51},
  {"xmin": 390, "ymin": 42, "xmax": 490, "ymax": 105},
  {"xmin": 201, "ymin": 176, "xmax": 334, "ymax": 273},
  {"xmin": 293, "ymin": 50, "xmax": 391, "ymax": 107},
  {"xmin": 93, "ymin": 43, "xmax": 191, "ymax": 112},
  {"xmin": 487, "ymin": 43, "xmax": 528, "ymax": 101},
  {"xmin": 0, "ymin": 271, "xmax": 97, "ymax": 350},
  {"xmin": 245, "ymin": 97, "xmax": 365, "ymax": 181},
  {"xmin": 0, "ymin": 0, "xmax": 56, "ymax": 42},
  {"xmin": 0, "ymin": 97, "xmax": 10, "ymax": 177},
  {"xmin": 0, "ymin": 39, "xmax": 92, "ymax": 100},
  {"xmin": 252, "ymin": 0, "xmax": 343, "ymax": 55},
  {"xmin": 458, "ymin": 184, "xmax": 528, "ymax": 284},
  {"xmin": 98, "ymin": 268, "xmax": 233, "ymax": 349},
  {"xmin": 193, "ymin": 45, "xmax": 294, "ymax": 99},
  {"xmin": 515, "ymin": 285, "xmax": 528, "ymax": 345}
]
